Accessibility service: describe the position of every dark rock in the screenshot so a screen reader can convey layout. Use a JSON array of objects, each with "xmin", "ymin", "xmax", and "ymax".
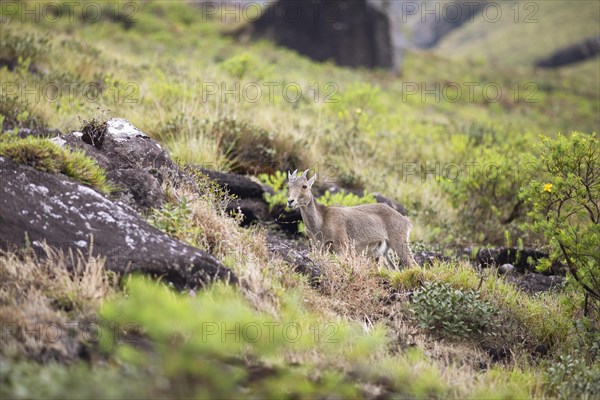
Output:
[
  {"xmin": 53, "ymin": 118, "xmax": 191, "ymax": 212},
  {"xmin": 266, "ymin": 233, "xmax": 321, "ymax": 285},
  {"xmin": 198, "ymin": 168, "xmax": 273, "ymax": 199},
  {"xmin": 248, "ymin": 0, "xmax": 401, "ymax": 71},
  {"xmin": 227, "ymin": 198, "xmax": 270, "ymax": 227},
  {"xmin": 195, "ymin": 168, "xmax": 275, "ymax": 226},
  {"xmin": 534, "ymin": 343, "xmax": 549, "ymax": 357},
  {"xmin": 485, "ymin": 346, "xmax": 510, "ymax": 362},
  {"xmin": 536, "ymin": 35, "xmax": 600, "ymax": 68},
  {"xmin": 476, "ymin": 247, "xmax": 565, "ymax": 276},
  {"xmin": 107, "ymin": 168, "xmax": 166, "ymax": 211},
  {"xmin": 513, "ymin": 274, "xmax": 565, "ymax": 294},
  {"xmin": 0, "ymin": 157, "xmax": 236, "ymax": 289}
]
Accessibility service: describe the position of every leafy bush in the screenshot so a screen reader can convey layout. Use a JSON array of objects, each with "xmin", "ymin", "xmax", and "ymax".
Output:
[
  {"xmin": 318, "ymin": 189, "xmax": 376, "ymax": 207},
  {"xmin": 411, "ymin": 281, "xmax": 499, "ymax": 340},
  {"xmin": 0, "ymin": 29, "xmax": 49, "ymax": 70},
  {"xmin": 0, "ymin": 134, "xmax": 111, "ymax": 193},
  {"xmin": 545, "ymin": 355, "xmax": 600, "ymax": 400},
  {"xmin": 0, "ymin": 95, "xmax": 46, "ymax": 130},
  {"xmin": 219, "ymin": 52, "xmax": 270, "ymax": 80},
  {"xmin": 440, "ymin": 139, "xmax": 531, "ymax": 244},
  {"xmin": 258, "ymin": 170, "xmax": 288, "ymax": 211},
  {"xmin": 520, "ymin": 132, "xmax": 599, "ymax": 304}
]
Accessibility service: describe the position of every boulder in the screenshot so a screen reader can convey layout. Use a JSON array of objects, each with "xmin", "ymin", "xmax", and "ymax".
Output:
[
  {"xmin": 0, "ymin": 157, "xmax": 236, "ymax": 289},
  {"xmin": 196, "ymin": 168, "xmax": 273, "ymax": 226},
  {"xmin": 536, "ymin": 35, "xmax": 600, "ymax": 68},
  {"xmin": 53, "ymin": 118, "xmax": 192, "ymax": 212},
  {"xmin": 247, "ymin": 0, "xmax": 402, "ymax": 71}
]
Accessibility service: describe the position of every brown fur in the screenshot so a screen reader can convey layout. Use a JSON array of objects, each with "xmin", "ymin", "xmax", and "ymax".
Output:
[{"xmin": 287, "ymin": 170, "xmax": 417, "ymax": 269}]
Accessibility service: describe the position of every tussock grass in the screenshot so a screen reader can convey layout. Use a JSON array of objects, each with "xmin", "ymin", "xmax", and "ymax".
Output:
[
  {"xmin": 0, "ymin": 244, "xmax": 114, "ymax": 361},
  {"xmin": 0, "ymin": 134, "xmax": 112, "ymax": 193}
]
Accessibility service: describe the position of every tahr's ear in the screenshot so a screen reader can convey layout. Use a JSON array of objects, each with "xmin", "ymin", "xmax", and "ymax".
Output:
[
  {"xmin": 288, "ymin": 170, "xmax": 292, "ymax": 180},
  {"xmin": 302, "ymin": 169, "xmax": 309, "ymax": 178},
  {"xmin": 307, "ymin": 173, "xmax": 317, "ymax": 187}
]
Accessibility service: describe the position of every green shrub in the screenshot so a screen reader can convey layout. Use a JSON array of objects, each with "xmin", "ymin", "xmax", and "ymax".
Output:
[
  {"xmin": 317, "ymin": 189, "xmax": 376, "ymax": 207},
  {"xmin": 411, "ymin": 281, "xmax": 500, "ymax": 340},
  {"xmin": 0, "ymin": 134, "xmax": 111, "ymax": 193},
  {"xmin": 219, "ymin": 52, "xmax": 270, "ymax": 80},
  {"xmin": 258, "ymin": 170, "xmax": 288, "ymax": 211},
  {"xmin": 440, "ymin": 139, "xmax": 531, "ymax": 244},
  {"xmin": 520, "ymin": 132, "xmax": 599, "ymax": 304},
  {"xmin": 545, "ymin": 355, "xmax": 600, "ymax": 400},
  {"xmin": 147, "ymin": 197, "xmax": 192, "ymax": 238},
  {"xmin": 0, "ymin": 95, "xmax": 46, "ymax": 130},
  {"xmin": 0, "ymin": 29, "xmax": 49, "ymax": 70}
]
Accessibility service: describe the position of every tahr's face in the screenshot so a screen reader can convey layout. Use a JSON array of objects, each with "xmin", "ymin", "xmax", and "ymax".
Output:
[{"xmin": 286, "ymin": 178, "xmax": 312, "ymax": 209}]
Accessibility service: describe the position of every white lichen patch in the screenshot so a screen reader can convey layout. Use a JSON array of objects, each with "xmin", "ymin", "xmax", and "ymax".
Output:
[
  {"xmin": 107, "ymin": 118, "xmax": 149, "ymax": 142},
  {"xmin": 50, "ymin": 137, "xmax": 66, "ymax": 146},
  {"xmin": 74, "ymin": 240, "xmax": 87, "ymax": 248},
  {"xmin": 72, "ymin": 131, "xmax": 84, "ymax": 137},
  {"xmin": 125, "ymin": 235, "xmax": 136, "ymax": 249},
  {"xmin": 27, "ymin": 184, "xmax": 49, "ymax": 196}
]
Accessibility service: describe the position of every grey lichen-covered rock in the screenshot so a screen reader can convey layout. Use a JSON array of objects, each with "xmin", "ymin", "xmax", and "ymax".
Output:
[
  {"xmin": 0, "ymin": 157, "xmax": 236, "ymax": 288},
  {"xmin": 52, "ymin": 118, "xmax": 191, "ymax": 212}
]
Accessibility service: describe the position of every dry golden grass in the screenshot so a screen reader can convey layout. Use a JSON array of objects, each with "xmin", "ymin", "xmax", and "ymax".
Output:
[{"xmin": 0, "ymin": 244, "xmax": 114, "ymax": 361}]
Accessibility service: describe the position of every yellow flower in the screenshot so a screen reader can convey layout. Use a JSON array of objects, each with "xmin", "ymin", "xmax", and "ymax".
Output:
[
  {"xmin": 544, "ymin": 183, "xmax": 553, "ymax": 193},
  {"xmin": 355, "ymin": 108, "xmax": 362, "ymax": 114}
]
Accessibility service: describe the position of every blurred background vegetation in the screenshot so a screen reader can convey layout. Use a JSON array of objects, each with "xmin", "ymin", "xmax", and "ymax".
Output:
[{"xmin": 0, "ymin": 0, "xmax": 598, "ymax": 398}]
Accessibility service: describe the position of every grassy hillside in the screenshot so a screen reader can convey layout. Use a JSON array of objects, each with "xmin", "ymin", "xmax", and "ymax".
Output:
[
  {"xmin": 435, "ymin": 0, "xmax": 600, "ymax": 67},
  {"xmin": 1, "ymin": 1, "xmax": 599, "ymax": 398}
]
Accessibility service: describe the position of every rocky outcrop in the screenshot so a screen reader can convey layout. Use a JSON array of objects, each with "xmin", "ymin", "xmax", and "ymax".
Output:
[
  {"xmin": 536, "ymin": 35, "xmax": 600, "ymax": 68},
  {"xmin": 248, "ymin": 0, "xmax": 401, "ymax": 71},
  {"xmin": 54, "ymin": 118, "xmax": 191, "ymax": 212},
  {"xmin": 197, "ymin": 168, "xmax": 273, "ymax": 226},
  {"xmin": 0, "ymin": 157, "xmax": 236, "ymax": 289}
]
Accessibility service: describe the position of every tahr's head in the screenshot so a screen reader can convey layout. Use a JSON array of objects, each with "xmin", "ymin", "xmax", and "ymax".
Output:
[{"xmin": 286, "ymin": 169, "xmax": 317, "ymax": 210}]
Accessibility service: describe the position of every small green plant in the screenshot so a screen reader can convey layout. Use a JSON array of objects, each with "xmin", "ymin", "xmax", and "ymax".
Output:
[
  {"xmin": 0, "ymin": 134, "xmax": 111, "ymax": 193},
  {"xmin": 411, "ymin": 281, "xmax": 499, "ymax": 340},
  {"xmin": 545, "ymin": 355, "xmax": 600, "ymax": 400},
  {"xmin": 147, "ymin": 198, "xmax": 192, "ymax": 237},
  {"xmin": 317, "ymin": 189, "xmax": 376, "ymax": 207},
  {"xmin": 219, "ymin": 52, "xmax": 270, "ymax": 80},
  {"xmin": 259, "ymin": 170, "xmax": 289, "ymax": 211}
]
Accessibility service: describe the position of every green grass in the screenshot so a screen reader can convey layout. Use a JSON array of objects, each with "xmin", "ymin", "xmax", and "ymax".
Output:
[
  {"xmin": 0, "ymin": 134, "xmax": 112, "ymax": 193},
  {"xmin": 436, "ymin": 1, "xmax": 600, "ymax": 67}
]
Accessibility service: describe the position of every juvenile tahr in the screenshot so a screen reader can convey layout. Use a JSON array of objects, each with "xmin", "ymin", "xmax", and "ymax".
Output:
[{"xmin": 286, "ymin": 169, "xmax": 417, "ymax": 269}]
